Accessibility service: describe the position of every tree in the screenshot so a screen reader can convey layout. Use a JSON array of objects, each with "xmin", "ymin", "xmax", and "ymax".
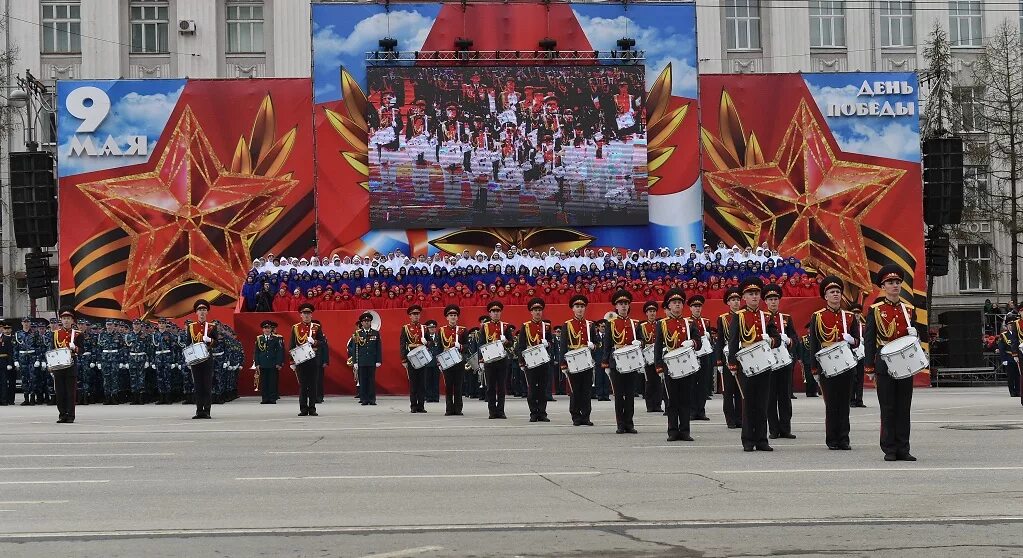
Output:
[
  {"xmin": 965, "ymin": 20, "xmax": 1023, "ymax": 303},
  {"xmin": 920, "ymin": 23, "xmax": 960, "ymax": 140}
]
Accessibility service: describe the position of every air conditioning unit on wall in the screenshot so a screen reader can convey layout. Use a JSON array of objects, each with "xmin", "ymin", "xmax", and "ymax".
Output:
[{"xmin": 178, "ymin": 20, "xmax": 196, "ymax": 34}]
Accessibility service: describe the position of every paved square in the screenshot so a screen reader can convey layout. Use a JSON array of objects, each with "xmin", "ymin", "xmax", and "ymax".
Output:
[{"xmin": 0, "ymin": 388, "xmax": 1020, "ymax": 557}]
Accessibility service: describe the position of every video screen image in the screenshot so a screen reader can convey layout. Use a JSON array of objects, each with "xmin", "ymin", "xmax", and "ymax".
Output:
[{"xmin": 366, "ymin": 65, "xmax": 648, "ymax": 228}]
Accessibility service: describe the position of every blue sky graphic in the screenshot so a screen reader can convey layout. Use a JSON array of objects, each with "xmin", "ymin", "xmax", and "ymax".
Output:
[
  {"xmin": 56, "ymin": 79, "xmax": 184, "ymax": 178},
  {"xmin": 803, "ymin": 72, "xmax": 920, "ymax": 163}
]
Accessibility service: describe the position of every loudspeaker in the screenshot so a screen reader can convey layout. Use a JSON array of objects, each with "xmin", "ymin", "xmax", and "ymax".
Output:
[
  {"xmin": 24, "ymin": 252, "xmax": 52, "ymax": 300},
  {"xmin": 9, "ymin": 151, "xmax": 57, "ymax": 249},
  {"xmin": 923, "ymin": 138, "xmax": 964, "ymax": 226},
  {"xmin": 938, "ymin": 310, "xmax": 984, "ymax": 368},
  {"xmin": 926, "ymin": 230, "xmax": 950, "ymax": 277}
]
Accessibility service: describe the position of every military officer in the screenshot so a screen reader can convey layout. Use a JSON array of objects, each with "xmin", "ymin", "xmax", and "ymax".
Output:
[
  {"xmin": 347, "ymin": 311, "xmax": 382, "ymax": 405},
  {"xmin": 150, "ymin": 319, "xmax": 176, "ymax": 404},
  {"xmin": 125, "ymin": 319, "xmax": 148, "ymax": 404},
  {"xmin": 15, "ymin": 317, "xmax": 39, "ymax": 406},
  {"xmin": 312, "ymin": 320, "xmax": 328, "ymax": 404},
  {"xmin": 178, "ymin": 321, "xmax": 195, "ymax": 405},
  {"xmin": 764, "ymin": 284, "xmax": 798, "ymax": 440},
  {"xmin": 187, "ymin": 300, "xmax": 218, "ymax": 419},
  {"xmin": 424, "ymin": 320, "xmax": 442, "ymax": 404},
  {"xmin": 0, "ymin": 323, "xmax": 14, "ymax": 405},
  {"xmin": 849, "ymin": 303, "xmax": 868, "ymax": 407},
  {"xmin": 255, "ymin": 319, "xmax": 284, "ymax": 403},
  {"xmin": 716, "ymin": 287, "xmax": 743, "ymax": 428},
  {"xmin": 864, "ymin": 264, "xmax": 919, "ymax": 461}
]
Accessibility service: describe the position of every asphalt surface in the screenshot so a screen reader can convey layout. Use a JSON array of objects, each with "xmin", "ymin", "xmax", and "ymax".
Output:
[{"xmin": 0, "ymin": 387, "xmax": 1020, "ymax": 557}]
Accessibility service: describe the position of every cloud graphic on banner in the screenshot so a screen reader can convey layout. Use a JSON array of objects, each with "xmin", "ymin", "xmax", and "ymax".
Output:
[
  {"xmin": 574, "ymin": 14, "xmax": 697, "ymax": 98},
  {"xmin": 57, "ymin": 85, "xmax": 183, "ymax": 177},
  {"xmin": 806, "ymin": 81, "xmax": 920, "ymax": 162},
  {"xmin": 313, "ymin": 10, "xmax": 432, "ymax": 66}
]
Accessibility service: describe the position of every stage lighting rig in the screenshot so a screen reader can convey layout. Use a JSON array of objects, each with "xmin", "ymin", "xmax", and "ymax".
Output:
[
  {"xmin": 539, "ymin": 37, "xmax": 557, "ymax": 51},
  {"xmin": 455, "ymin": 37, "xmax": 474, "ymax": 51}
]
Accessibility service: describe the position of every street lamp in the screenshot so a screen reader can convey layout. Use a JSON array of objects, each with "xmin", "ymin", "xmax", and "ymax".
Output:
[{"xmin": 8, "ymin": 70, "xmax": 56, "ymax": 152}]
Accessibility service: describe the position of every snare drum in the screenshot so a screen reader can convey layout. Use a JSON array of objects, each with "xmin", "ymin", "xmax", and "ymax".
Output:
[
  {"xmin": 437, "ymin": 347, "xmax": 463, "ymax": 371},
  {"xmin": 770, "ymin": 345, "xmax": 793, "ymax": 371},
  {"xmin": 45, "ymin": 348, "xmax": 72, "ymax": 371},
  {"xmin": 612, "ymin": 345, "xmax": 644, "ymax": 373},
  {"xmin": 880, "ymin": 335, "xmax": 928, "ymax": 379},
  {"xmin": 735, "ymin": 341, "xmax": 777, "ymax": 377},
  {"xmin": 694, "ymin": 333, "xmax": 713, "ymax": 357},
  {"xmin": 289, "ymin": 342, "xmax": 316, "ymax": 365},
  {"xmin": 815, "ymin": 341, "xmax": 856, "ymax": 378},
  {"xmin": 663, "ymin": 347, "xmax": 700, "ymax": 379},
  {"xmin": 616, "ymin": 112, "xmax": 635, "ymax": 130},
  {"xmin": 642, "ymin": 344, "xmax": 655, "ymax": 366},
  {"xmin": 564, "ymin": 347, "xmax": 594, "ymax": 373},
  {"xmin": 852, "ymin": 343, "xmax": 865, "ymax": 361},
  {"xmin": 407, "ymin": 345, "xmax": 433, "ymax": 369},
  {"xmin": 480, "ymin": 340, "xmax": 507, "ymax": 364},
  {"xmin": 521, "ymin": 344, "xmax": 551, "ymax": 369},
  {"xmin": 183, "ymin": 342, "xmax": 210, "ymax": 366}
]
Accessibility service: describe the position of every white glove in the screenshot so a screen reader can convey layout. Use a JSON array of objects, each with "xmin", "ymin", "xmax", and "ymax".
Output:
[
  {"xmin": 780, "ymin": 334, "xmax": 790, "ymax": 346},
  {"xmin": 682, "ymin": 339, "xmax": 694, "ymax": 349},
  {"xmin": 5, "ymin": 365, "xmax": 10, "ymax": 370},
  {"xmin": 842, "ymin": 333, "xmax": 855, "ymax": 345},
  {"xmin": 34, "ymin": 360, "xmax": 40, "ymax": 367},
  {"xmin": 1003, "ymin": 361, "xmax": 1010, "ymax": 366},
  {"xmin": 501, "ymin": 335, "xmax": 509, "ymax": 343},
  {"xmin": 95, "ymin": 363, "xmax": 102, "ymax": 370},
  {"xmin": 907, "ymin": 327, "xmax": 918, "ymax": 338},
  {"xmin": 143, "ymin": 362, "xmax": 150, "ymax": 369},
  {"xmin": 89, "ymin": 363, "xmax": 96, "ymax": 369},
  {"xmin": 202, "ymin": 336, "xmax": 212, "ymax": 343},
  {"xmin": 13, "ymin": 361, "xmax": 18, "ymax": 369},
  {"xmin": 455, "ymin": 342, "xmax": 461, "ymax": 350},
  {"xmin": 587, "ymin": 342, "xmax": 595, "ymax": 350},
  {"xmin": 375, "ymin": 363, "xmax": 382, "ymax": 367},
  {"xmin": 631, "ymin": 339, "xmax": 642, "ymax": 346},
  {"xmin": 41, "ymin": 363, "xmax": 48, "ymax": 370},
  {"xmin": 761, "ymin": 334, "xmax": 770, "ymax": 342},
  {"xmin": 420, "ymin": 336, "xmax": 428, "ymax": 345},
  {"xmin": 542, "ymin": 339, "xmax": 550, "ymax": 347},
  {"xmin": 70, "ymin": 343, "xmax": 77, "ymax": 351},
  {"xmin": 223, "ymin": 363, "xmax": 229, "ymax": 369}
]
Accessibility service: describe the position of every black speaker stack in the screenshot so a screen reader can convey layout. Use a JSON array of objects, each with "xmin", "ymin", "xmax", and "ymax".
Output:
[
  {"xmin": 9, "ymin": 151, "xmax": 57, "ymax": 249},
  {"xmin": 922, "ymin": 137, "xmax": 964, "ymax": 278},
  {"xmin": 937, "ymin": 310, "xmax": 984, "ymax": 368}
]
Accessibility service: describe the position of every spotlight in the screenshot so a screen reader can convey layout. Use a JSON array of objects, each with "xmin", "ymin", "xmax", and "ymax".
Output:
[
  {"xmin": 616, "ymin": 37, "xmax": 636, "ymax": 50},
  {"xmin": 378, "ymin": 37, "xmax": 398, "ymax": 52},
  {"xmin": 455, "ymin": 37, "xmax": 474, "ymax": 51},
  {"xmin": 538, "ymin": 37, "xmax": 557, "ymax": 51}
]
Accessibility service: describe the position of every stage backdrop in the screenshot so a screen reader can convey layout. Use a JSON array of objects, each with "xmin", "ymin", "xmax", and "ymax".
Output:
[
  {"xmin": 699, "ymin": 73, "xmax": 927, "ymax": 323},
  {"xmin": 56, "ymin": 79, "xmax": 316, "ymax": 319},
  {"xmin": 312, "ymin": 1, "xmax": 701, "ymax": 257}
]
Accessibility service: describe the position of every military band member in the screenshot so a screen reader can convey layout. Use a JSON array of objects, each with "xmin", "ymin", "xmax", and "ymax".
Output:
[
  {"xmin": 654, "ymin": 288, "xmax": 701, "ymax": 442},
  {"xmin": 290, "ymin": 303, "xmax": 324, "ymax": 416},
  {"xmin": 517, "ymin": 297, "xmax": 553, "ymax": 423},
  {"xmin": 480, "ymin": 301, "xmax": 515, "ymax": 419},
  {"xmin": 639, "ymin": 301, "xmax": 663, "ymax": 413},
  {"xmin": 727, "ymin": 277, "xmax": 782, "ymax": 452},
  {"xmin": 255, "ymin": 320, "xmax": 284, "ymax": 404},
  {"xmin": 716, "ymin": 287, "xmax": 743, "ymax": 428},
  {"xmin": 399, "ymin": 304, "xmax": 428, "ymax": 413},
  {"xmin": 50, "ymin": 308, "xmax": 81, "ymax": 423},
  {"xmin": 348, "ymin": 312, "xmax": 382, "ymax": 405},
  {"xmin": 561, "ymin": 294, "xmax": 596, "ymax": 426},
  {"xmin": 188, "ymin": 300, "xmax": 218, "ymax": 419},
  {"xmin": 997, "ymin": 326, "xmax": 1020, "ymax": 399},
  {"xmin": 687, "ymin": 294, "xmax": 712, "ymax": 422},
  {"xmin": 439, "ymin": 304, "xmax": 467, "ymax": 416},
  {"xmin": 604, "ymin": 290, "xmax": 641, "ymax": 434},
  {"xmin": 864, "ymin": 264, "xmax": 918, "ymax": 461},
  {"xmin": 849, "ymin": 304, "xmax": 868, "ymax": 407},
  {"xmin": 808, "ymin": 276, "xmax": 859, "ymax": 450},
  {"xmin": 424, "ymin": 320, "xmax": 442, "ymax": 404},
  {"xmin": 763, "ymin": 284, "xmax": 798, "ymax": 440}
]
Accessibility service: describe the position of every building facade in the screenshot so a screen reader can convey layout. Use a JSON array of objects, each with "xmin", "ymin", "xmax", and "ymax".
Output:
[{"xmin": 2, "ymin": 0, "xmax": 1019, "ymax": 319}]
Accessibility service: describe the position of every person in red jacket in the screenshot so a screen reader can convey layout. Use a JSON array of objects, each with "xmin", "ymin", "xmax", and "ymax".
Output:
[
  {"xmin": 287, "ymin": 288, "xmax": 303, "ymax": 312},
  {"xmin": 272, "ymin": 284, "xmax": 290, "ymax": 312}
]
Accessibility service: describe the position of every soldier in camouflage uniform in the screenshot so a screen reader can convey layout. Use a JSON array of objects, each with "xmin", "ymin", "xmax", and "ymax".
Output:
[
  {"xmin": 97, "ymin": 319, "xmax": 125, "ymax": 404},
  {"xmin": 15, "ymin": 317, "xmax": 40, "ymax": 405},
  {"xmin": 124, "ymin": 319, "xmax": 148, "ymax": 404},
  {"xmin": 151, "ymin": 318, "xmax": 176, "ymax": 404},
  {"xmin": 39, "ymin": 318, "xmax": 60, "ymax": 405},
  {"xmin": 117, "ymin": 320, "xmax": 132, "ymax": 403},
  {"xmin": 228, "ymin": 328, "xmax": 243, "ymax": 401}
]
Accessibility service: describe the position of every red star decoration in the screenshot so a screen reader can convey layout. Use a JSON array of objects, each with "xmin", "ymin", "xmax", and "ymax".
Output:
[
  {"xmin": 78, "ymin": 107, "xmax": 297, "ymax": 313},
  {"xmin": 704, "ymin": 99, "xmax": 905, "ymax": 290}
]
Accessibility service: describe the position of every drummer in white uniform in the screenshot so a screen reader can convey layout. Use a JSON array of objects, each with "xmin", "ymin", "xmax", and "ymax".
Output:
[
  {"xmin": 807, "ymin": 276, "xmax": 859, "ymax": 450},
  {"xmin": 863, "ymin": 264, "xmax": 918, "ymax": 462}
]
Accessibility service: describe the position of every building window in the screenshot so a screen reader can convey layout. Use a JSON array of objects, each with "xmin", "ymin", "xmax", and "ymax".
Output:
[
  {"xmin": 953, "ymin": 87, "xmax": 984, "ymax": 132},
  {"xmin": 227, "ymin": 1, "xmax": 264, "ymax": 54},
  {"xmin": 810, "ymin": 1, "xmax": 846, "ymax": 48},
  {"xmin": 949, "ymin": 0, "xmax": 982, "ymax": 47},
  {"xmin": 130, "ymin": 0, "xmax": 169, "ymax": 54},
  {"xmin": 725, "ymin": 0, "xmax": 761, "ymax": 51},
  {"xmin": 964, "ymin": 165, "xmax": 989, "ymax": 207},
  {"xmin": 959, "ymin": 244, "xmax": 992, "ymax": 291},
  {"xmin": 41, "ymin": 2, "xmax": 81, "ymax": 54},
  {"xmin": 879, "ymin": 1, "xmax": 914, "ymax": 47}
]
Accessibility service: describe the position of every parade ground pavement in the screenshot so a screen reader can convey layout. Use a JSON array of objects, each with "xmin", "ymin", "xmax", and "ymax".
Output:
[{"xmin": 0, "ymin": 387, "xmax": 1020, "ymax": 557}]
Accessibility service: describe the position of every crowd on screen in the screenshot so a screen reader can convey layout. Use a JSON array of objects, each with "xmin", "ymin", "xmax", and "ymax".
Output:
[{"xmin": 239, "ymin": 243, "xmax": 816, "ymax": 312}]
